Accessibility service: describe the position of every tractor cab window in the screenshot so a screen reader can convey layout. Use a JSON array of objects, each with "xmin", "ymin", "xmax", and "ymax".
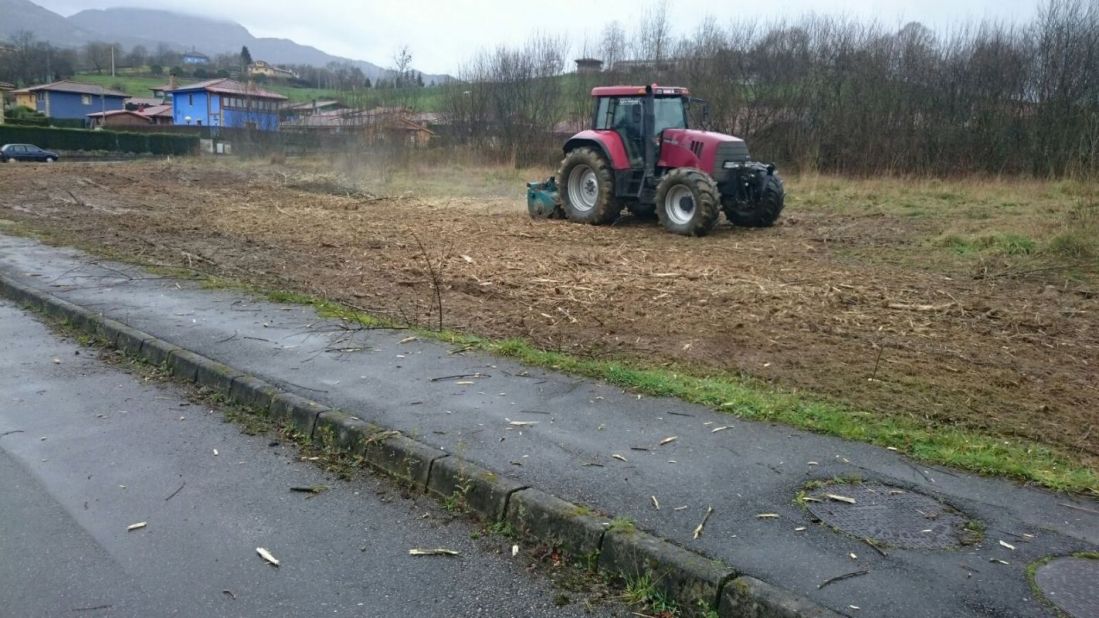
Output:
[
  {"xmin": 594, "ymin": 96, "xmax": 687, "ymax": 135},
  {"xmin": 653, "ymin": 97, "xmax": 687, "ymax": 134},
  {"xmin": 594, "ymin": 97, "xmax": 642, "ymax": 134},
  {"xmin": 595, "ymin": 97, "xmax": 644, "ymax": 163}
]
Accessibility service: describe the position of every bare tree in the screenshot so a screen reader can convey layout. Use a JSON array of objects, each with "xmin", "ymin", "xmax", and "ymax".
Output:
[
  {"xmin": 438, "ymin": 0, "xmax": 1099, "ymax": 177},
  {"xmin": 600, "ymin": 21, "xmax": 627, "ymax": 70},
  {"xmin": 636, "ymin": 0, "xmax": 672, "ymax": 61},
  {"xmin": 393, "ymin": 45, "xmax": 414, "ymax": 87}
]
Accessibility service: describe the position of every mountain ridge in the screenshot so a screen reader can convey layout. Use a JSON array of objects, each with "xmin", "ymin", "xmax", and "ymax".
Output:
[{"xmin": 1, "ymin": 1, "xmax": 450, "ymax": 83}]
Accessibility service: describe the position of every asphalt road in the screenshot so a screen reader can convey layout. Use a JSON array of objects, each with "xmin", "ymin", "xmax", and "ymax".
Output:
[{"xmin": 0, "ymin": 299, "xmax": 620, "ymax": 617}]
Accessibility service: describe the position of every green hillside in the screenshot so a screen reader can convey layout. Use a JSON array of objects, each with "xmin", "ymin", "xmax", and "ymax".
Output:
[{"xmin": 70, "ymin": 71, "xmax": 446, "ymax": 111}]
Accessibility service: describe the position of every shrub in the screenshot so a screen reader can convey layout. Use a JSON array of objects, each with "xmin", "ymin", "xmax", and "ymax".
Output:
[{"xmin": 0, "ymin": 124, "xmax": 198, "ymax": 155}]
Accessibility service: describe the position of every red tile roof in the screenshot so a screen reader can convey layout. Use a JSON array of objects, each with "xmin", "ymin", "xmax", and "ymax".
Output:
[
  {"xmin": 138, "ymin": 104, "xmax": 173, "ymax": 118},
  {"xmin": 12, "ymin": 80, "xmax": 129, "ymax": 97},
  {"xmin": 86, "ymin": 109, "xmax": 151, "ymax": 120},
  {"xmin": 169, "ymin": 78, "xmax": 287, "ymax": 100}
]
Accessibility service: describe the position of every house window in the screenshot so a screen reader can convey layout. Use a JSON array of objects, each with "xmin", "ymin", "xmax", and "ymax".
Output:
[
  {"xmin": 189, "ymin": 94, "xmax": 193, "ymax": 105},
  {"xmin": 81, "ymin": 95, "xmax": 92, "ymax": 105}
]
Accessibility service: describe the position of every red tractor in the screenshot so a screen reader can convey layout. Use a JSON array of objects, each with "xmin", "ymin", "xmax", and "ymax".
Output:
[{"xmin": 528, "ymin": 84, "xmax": 785, "ymax": 236}]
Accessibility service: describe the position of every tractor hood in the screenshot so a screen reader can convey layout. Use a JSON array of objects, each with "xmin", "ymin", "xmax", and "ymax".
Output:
[{"xmin": 658, "ymin": 129, "xmax": 750, "ymax": 175}]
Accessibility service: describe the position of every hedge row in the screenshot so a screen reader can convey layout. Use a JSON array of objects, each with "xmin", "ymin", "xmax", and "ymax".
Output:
[
  {"xmin": 5, "ymin": 117, "xmax": 50, "ymax": 127},
  {"xmin": 0, "ymin": 124, "xmax": 198, "ymax": 155}
]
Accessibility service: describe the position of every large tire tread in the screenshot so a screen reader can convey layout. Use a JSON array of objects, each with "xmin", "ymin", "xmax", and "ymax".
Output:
[
  {"xmin": 557, "ymin": 147, "xmax": 620, "ymax": 225},
  {"xmin": 725, "ymin": 174, "xmax": 785, "ymax": 227},
  {"xmin": 655, "ymin": 168, "xmax": 721, "ymax": 237}
]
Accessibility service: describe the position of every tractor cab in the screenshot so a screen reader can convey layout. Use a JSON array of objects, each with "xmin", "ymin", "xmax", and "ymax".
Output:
[
  {"xmin": 591, "ymin": 86, "xmax": 690, "ymax": 166},
  {"xmin": 529, "ymin": 84, "xmax": 785, "ymax": 236}
]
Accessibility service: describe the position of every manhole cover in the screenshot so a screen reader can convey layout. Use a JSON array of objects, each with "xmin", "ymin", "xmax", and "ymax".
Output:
[
  {"xmin": 1035, "ymin": 556, "xmax": 1099, "ymax": 618},
  {"xmin": 804, "ymin": 482, "xmax": 971, "ymax": 549}
]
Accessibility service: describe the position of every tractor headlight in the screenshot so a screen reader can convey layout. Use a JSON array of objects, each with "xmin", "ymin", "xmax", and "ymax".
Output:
[{"xmin": 722, "ymin": 161, "xmax": 740, "ymax": 169}]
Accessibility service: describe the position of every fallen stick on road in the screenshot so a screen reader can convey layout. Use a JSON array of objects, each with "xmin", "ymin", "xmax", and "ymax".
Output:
[{"xmin": 818, "ymin": 569, "xmax": 869, "ymax": 589}]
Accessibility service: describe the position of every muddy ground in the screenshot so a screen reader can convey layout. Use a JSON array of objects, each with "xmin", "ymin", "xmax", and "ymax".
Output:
[{"xmin": 0, "ymin": 159, "xmax": 1095, "ymax": 472}]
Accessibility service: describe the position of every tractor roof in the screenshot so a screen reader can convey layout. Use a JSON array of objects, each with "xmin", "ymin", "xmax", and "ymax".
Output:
[{"xmin": 591, "ymin": 85, "xmax": 689, "ymax": 97}]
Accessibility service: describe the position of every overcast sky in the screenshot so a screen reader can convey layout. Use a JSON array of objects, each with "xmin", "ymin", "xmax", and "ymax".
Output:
[{"xmin": 35, "ymin": 0, "xmax": 1039, "ymax": 74}]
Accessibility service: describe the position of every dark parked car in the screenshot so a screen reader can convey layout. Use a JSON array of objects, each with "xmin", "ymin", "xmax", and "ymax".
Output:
[{"xmin": 1, "ymin": 143, "xmax": 60, "ymax": 163}]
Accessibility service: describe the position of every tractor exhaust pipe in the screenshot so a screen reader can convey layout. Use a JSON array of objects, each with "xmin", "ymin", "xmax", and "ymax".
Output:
[{"xmin": 643, "ymin": 84, "xmax": 656, "ymax": 179}]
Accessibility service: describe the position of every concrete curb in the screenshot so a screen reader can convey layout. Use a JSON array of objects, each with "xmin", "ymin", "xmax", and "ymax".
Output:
[
  {"xmin": 426, "ymin": 456, "xmax": 528, "ymax": 521},
  {"xmin": 0, "ymin": 272, "xmax": 839, "ymax": 618}
]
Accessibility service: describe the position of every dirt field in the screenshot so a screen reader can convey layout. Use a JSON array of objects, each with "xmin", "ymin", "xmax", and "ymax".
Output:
[{"xmin": 1, "ymin": 158, "xmax": 1096, "ymax": 475}]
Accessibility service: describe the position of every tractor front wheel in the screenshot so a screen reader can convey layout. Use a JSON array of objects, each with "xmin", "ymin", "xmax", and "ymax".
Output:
[
  {"xmin": 558, "ymin": 148, "xmax": 619, "ymax": 225},
  {"xmin": 724, "ymin": 173, "xmax": 785, "ymax": 227},
  {"xmin": 655, "ymin": 168, "xmax": 721, "ymax": 237}
]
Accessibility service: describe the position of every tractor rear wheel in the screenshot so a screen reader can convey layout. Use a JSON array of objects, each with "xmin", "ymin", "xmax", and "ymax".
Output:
[
  {"xmin": 558, "ymin": 148, "xmax": 619, "ymax": 225},
  {"xmin": 655, "ymin": 168, "xmax": 721, "ymax": 237},
  {"xmin": 724, "ymin": 173, "xmax": 785, "ymax": 227}
]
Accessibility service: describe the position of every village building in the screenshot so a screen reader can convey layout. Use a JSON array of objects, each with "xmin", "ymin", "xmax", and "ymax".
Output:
[
  {"xmin": 0, "ymin": 81, "xmax": 13, "ymax": 124},
  {"xmin": 168, "ymin": 78, "xmax": 287, "ymax": 131},
  {"xmin": 86, "ymin": 109, "xmax": 154, "ymax": 129},
  {"xmin": 574, "ymin": 58, "xmax": 604, "ymax": 73},
  {"xmin": 139, "ymin": 104, "xmax": 174, "ymax": 125},
  {"xmin": 9, "ymin": 81, "xmax": 128, "ymax": 121},
  {"xmin": 248, "ymin": 61, "xmax": 298, "ymax": 80},
  {"xmin": 280, "ymin": 99, "xmax": 344, "ymax": 120},
  {"xmin": 281, "ymin": 106, "xmax": 436, "ymax": 145},
  {"xmin": 181, "ymin": 51, "xmax": 210, "ymax": 65}
]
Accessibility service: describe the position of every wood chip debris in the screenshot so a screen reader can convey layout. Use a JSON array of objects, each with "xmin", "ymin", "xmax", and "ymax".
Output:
[
  {"xmin": 887, "ymin": 302, "xmax": 956, "ymax": 312},
  {"xmin": 659, "ymin": 436, "xmax": 677, "ymax": 446},
  {"xmin": 212, "ymin": 449, "xmax": 219, "ymax": 456},
  {"xmin": 256, "ymin": 547, "xmax": 280, "ymax": 567},
  {"xmin": 711, "ymin": 426, "xmax": 730, "ymax": 433},
  {"xmin": 651, "ymin": 496, "xmax": 660, "ymax": 510},
  {"xmin": 826, "ymin": 493, "xmax": 857, "ymax": 504},
  {"xmin": 612, "ymin": 453, "xmax": 628, "ymax": 462},
  {"xmin": 290, "ymin": 485, "xmax": 329, "ymax": 495},
  {"xmin": 756, "ymin": 513, "xmax": 780, "ymax": 519},
  {"xmin": 795, "ymin": 526, "xmax": 808, "ymax": 532},
  {"xmin": 507, "ymin": 420, "xmax": 538, "ymax": 427},
  {"xmin": 693, "ymin": 506, "xmax": 714, "ymax": 539},
  {"xmin": 511, "ymin": 545, "xmax": 519, "ymax": 557},
  {"xmin": 990, "ymin": 558, "xmax": 1010, "ymax": 565},
  {"xmin": 127, "ymin": 521, "xmax": 147, "ymax": 531},
  {"xmin": 461, "ymin": 255, "xmax": 474, "ymax": 263},
  {"xmin": 409, "ymin": 548, "xmax": 460, "ymax": 557},
  {"xmin": 999, "ymin": 540, "xmax": 1016, "ymax": 551},
  {"xmin": 399, "ymin": 336, "xmax": 418, "ymax": 344}
]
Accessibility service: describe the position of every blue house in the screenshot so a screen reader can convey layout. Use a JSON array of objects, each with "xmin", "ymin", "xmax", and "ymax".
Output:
[
  {"xmin": 181, "ymin": 51, "xmax": 210, "ymax": 65},
  {"xmin": 169, "ymin": 79, "xmax": 287, "ymax": 131},
  {"xmin": 10, "ymin": 81, "xmax": 128, "ymax": 123}
]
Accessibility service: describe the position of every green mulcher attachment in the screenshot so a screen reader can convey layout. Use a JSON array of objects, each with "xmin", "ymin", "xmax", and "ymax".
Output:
[{"xmin": 526, "ymin": 177, "xmax": 563, "ymax": 218}]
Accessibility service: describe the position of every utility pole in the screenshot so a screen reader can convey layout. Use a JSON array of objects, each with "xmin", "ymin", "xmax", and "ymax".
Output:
[{"xmin": 111, "ymin": 46, "xmax": 116, "ymax": 77}]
